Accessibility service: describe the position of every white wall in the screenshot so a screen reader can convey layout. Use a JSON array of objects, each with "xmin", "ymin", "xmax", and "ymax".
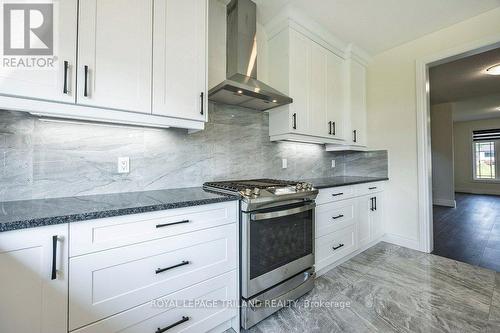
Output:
[
  {"xmin": 367, "ymin": 7, "xmax": 500, "ymax": 250},
  {"xmin": 454, "ymin": 118, "xmax": 500, "ymax": 195},
  {"xmin": 430, "ymin": 103, "xmax": 455, "ymax": 207}
]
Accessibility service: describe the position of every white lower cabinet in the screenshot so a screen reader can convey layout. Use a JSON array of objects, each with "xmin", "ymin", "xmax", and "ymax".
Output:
[
  {"xmin": 314, "ymin": 183, "xmax": 386, "ymax": 273},
  {"xmin": 0, "ymin": 224, "xmax": 68, "ymax": 333},
  {"xmin": 72, "ymin": 271, "xmax": 238, "ymax": 333},
  {"xmin": 68, "ymin": 201, "xmax": 239, "ymax": 333}
]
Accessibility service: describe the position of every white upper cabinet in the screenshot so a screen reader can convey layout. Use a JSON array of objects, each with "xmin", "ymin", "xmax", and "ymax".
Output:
[
  {"xmin": 268, "ymin": 23, "xmax": 348, "ymax": 144},
  {"xmin": 0, "ymin": 225, "xmax": 68, "ymax": 333},
  {"xmin": 153, "ymin": 0, "xmax": 207, "ymax": 122},
  {"xmin": 0, "ymin": 0, "xmax": 77, "ymax": 103},
  {"xmin": 348, "ymin": 59, "xmax": 367, "ymax": 147},
  {"xmin": 77, "ymin": 0, "xmax": 153, "ymax": 113}
]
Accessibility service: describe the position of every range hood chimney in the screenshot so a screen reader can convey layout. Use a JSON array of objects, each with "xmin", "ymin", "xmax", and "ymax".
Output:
[{"xmin": 208, "ymin": 0, "xmax": 292, "ymax": 111}]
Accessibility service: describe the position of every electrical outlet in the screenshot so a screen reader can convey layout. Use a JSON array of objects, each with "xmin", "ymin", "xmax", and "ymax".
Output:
[
  {"xmin": 331, "ymin": 160, "xmax": 336, "ymax": 168},
  {"xmin": 282, "ymin": 158, "xmax": 288, "ymax": 169},
  {"xmin": 118, "ymin": 157, "xmax": 130, "ymax": 174}
]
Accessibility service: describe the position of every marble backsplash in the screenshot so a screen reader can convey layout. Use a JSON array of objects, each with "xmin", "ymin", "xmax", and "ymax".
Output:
[{"xmin": 0, "ymin": 103, "xmax": 388, "ymax": 202}]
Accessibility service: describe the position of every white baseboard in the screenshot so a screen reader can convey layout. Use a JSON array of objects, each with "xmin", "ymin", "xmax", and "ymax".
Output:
[
  {"xmin": 432, "ymin": 198, "xmax": 456, "ymax": 208},
  {"xmin": 455, "ymin": 187, "xmax": 500, "ymax": 196},
  {"xmin": 383, "ymin": 233, "xmax": 420, "ymax": 251}
]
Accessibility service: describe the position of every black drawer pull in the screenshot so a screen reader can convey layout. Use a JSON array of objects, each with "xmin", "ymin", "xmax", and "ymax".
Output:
[
  {"xmin": 328, "ymin": 121, "xmax": 332, "ymax": 135},
  {"xmin": 200, "ymin": 92, "xmax": 204, "ymax": 115},
  {"xmin": 156, "ymin": 261, "xmax": 190, "ymax": 274},
  {"xmin": 51, "ymin": 235, "xmax": 58, "ymax": 280},
  {"xmin": 332, "ymin": 244, "xmax": 344, "ymax": 251},
  {"xmin": 156, "ymin": 220, "xmax": 190, "ymax": 228},
  {"xmin": 369, "ymin": 187, "xmax": 377, "ymax": 190},
  {"xmin": 156, "ymin": 316, "xmax": 189, "ymax": 333},
  {"xmin": 332, "ymin": 121, "xmax": 336, "ymax": 135},
  {"xmin": 331, "ymin": 193, "xmax": 344, "ymax": 197},
  {"xmin": 332, "ymin": 214, "xmax": 344, "ymax": 220},
  {"xmin": 292, "ymin": 113, "xmax": 297, "ymax": 129}
]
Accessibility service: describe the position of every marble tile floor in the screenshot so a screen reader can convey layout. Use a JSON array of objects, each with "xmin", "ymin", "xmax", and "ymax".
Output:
[{"xmin": 235, "ymin": 242, "xmax": 500, "ymax": 333}]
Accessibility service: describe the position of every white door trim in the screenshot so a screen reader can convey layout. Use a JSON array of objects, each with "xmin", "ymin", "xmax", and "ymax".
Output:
[{"xmin": 415, "ymin": 33, "xmax": 500, "ymax": 253}]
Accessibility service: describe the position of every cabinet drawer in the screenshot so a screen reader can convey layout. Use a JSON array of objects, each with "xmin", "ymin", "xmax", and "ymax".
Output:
[
  {"xmin": 316, "ymin": 199, "xmax": 356, "ymax": 238},
  {"xmin": 69, "ymin": 224, "xmax": 237, "ymax": 330},
  {"xmin": 72, "ymin": 270, "xmax": 238, "ymax": 333},
  {"xmin": 315, "ymin": 185, "xmax": 355, "ymax": 205},
  {"xmin": 70, "ymin": 201, "xmax": 238, "ymax": 257},
  {"xmin": 315, "ymin": 225, "xmax": 356, "ymax": 272},
  {"xmin": 356, "ymin": 182, "xmax": 385, "ymax": 196}
]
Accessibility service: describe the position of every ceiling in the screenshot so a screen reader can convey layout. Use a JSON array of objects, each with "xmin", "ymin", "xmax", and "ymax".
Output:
[
  {"xmin": 429, "ymin": 47, "xmax": 500, "ymax": 121},
  {"xmin": 255, "ymin": 0, "xmax": 500, "ymax": 55}
]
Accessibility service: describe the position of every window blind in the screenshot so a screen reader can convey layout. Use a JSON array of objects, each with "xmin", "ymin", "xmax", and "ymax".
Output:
[{"xmin": 472, "ymin": 129, "xmax": 500, "ymax": 141}]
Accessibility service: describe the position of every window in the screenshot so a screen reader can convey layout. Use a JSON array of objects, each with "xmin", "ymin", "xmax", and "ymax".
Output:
[{"xmin": 473, "ymin": 129, "xmax": 500, "ymax": 181}]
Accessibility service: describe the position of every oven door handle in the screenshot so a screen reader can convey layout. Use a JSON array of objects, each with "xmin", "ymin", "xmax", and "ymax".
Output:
[{"xmin": 250, "ymin": 203, "xmax": 316, "ymax": 221}]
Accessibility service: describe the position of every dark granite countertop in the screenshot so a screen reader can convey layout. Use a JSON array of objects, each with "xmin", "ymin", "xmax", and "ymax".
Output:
[
  {"xmin": 0, "ymin": 188, "xmax": 239, "ymax": 233},
  {"xmin": 301, "ymin": 176, "xmax": 389, "ymax": 189}
]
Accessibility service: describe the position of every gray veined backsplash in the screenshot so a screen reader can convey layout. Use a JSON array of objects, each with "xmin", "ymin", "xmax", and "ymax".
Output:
[{"xmin": 0, "ymin": 103, "xmax": 387, "ymax": 202}]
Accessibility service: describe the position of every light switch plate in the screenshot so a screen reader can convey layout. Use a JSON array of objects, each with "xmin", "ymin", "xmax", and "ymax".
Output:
[
  {"xmin": 282, "ymin": 158, "xmax": 287, "ymax": 169},
  {"xmin": 118, "ymin": 157, "xmax": 130, "ymax": 174}
]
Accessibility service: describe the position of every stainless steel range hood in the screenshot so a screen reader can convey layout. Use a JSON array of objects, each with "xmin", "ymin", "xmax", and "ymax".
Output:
[{"xmin": 208, "ymin": 0, "xmax": 292, "ymax": 111}]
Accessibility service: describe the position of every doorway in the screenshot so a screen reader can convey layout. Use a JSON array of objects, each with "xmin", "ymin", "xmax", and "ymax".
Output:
[{"xmin": 421, "ymin": 45, "xmax": 500, "ymax": 271}]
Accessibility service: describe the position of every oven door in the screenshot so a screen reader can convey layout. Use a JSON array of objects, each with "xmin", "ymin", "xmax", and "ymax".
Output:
[{"xmin": 241, "ymin": 202, "xmax": 315, "ymax": 298}]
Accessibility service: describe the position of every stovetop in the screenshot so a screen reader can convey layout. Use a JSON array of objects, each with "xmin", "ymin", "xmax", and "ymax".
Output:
[
  {"xmin": 203, "ymin": 179, "xmax": 318, "ymax": 211},
  {"xmin": 203, "ymin": 179, "xmax": 298, "ymax": 192}
]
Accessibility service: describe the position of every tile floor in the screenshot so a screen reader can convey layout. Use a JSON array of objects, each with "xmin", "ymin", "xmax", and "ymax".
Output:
[
  {"xmin": 433, "ymin": 193, "xmax": 500, "ymax": 271},
  {"xmin": 242, "ymin": 242, "xmax": 500, "ymax": 333}
]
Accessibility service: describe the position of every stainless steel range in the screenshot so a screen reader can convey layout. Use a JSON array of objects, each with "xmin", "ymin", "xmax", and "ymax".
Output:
[{"xmin": 203, "ymin": 179, "xmax": 318, "ymax": 329}]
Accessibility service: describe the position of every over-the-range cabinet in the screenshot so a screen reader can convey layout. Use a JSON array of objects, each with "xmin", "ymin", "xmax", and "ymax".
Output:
[{"xmin": 0, "ymin": 0, "xmax": 207, "ymax": 128}]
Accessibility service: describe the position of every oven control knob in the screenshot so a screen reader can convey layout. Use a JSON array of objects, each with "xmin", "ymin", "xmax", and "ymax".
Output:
[
  {"xmin": 296, "ymin": 183, "xmax": 303, "ymax": 190},
  {"xmin": 252, "ymin": 187, "xmax": 261, "ymax": 196},
  {"xmin": 244, "ymin": 188, "xmax": 252, "ymax": 196},
  {"xmin": 305, "ymin": 182, "xmax": 312, "ymax": 190}
]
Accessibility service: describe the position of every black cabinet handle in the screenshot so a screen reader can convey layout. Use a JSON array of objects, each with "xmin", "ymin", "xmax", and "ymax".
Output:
[
  {"xmin": 63, "ymin": 61, "xmax": 69, "ymax": 94},
  {"xmin": 370, "ymin": 197, "xmax": 375, "ymax": 211},
  {"xmin": 374, "ymin": 197, "xmax": 377, "ymax": 211},
  {"xmin": 156, "ymin": 220, "xmax": 190, "ymax": 228},
  {"xmin": 353, "ymin": 130, "xmax": 357, "ymax": 143},
  {"xmin": 292, "ymin": 113, "xmax": 297, "ymax": 129},
  {"xmin": 51, "ymin": 235, "xmax": 58, "ymax": 280},
  {"xmin": 156, "ymin": 260, "xmax": 190, "ymax": 274},
  {"xmin": 332, "ymin": 244, "xmax": 344, "ymax": 251},
  {"xmin": 332, "ymin": 214, "xmax": 344, "ymax": 220},
  {"xmin": 200, "ymin": 92, "xmax": 204, "ymax": 115},
  {"xmin": 332, "ymin": 193, "xmax": 344, "ymax": 197},
  {"xmin": 369, "ymin": 187, "xmax": 377, "ymax": 190},
  {"xmin": 155, "ymin": 316, "xmax": 189, "ymax": 333},
  {"xmin": 332, "ymin": 121, "xmax": 336, "ymax": 135},
  {"xmin": 328, "ymin": 121, "xmax": 332, "ymax": 135},
  {"xmin": 83, "ymin": 65, "xmax": 89, "ymax": 97}
]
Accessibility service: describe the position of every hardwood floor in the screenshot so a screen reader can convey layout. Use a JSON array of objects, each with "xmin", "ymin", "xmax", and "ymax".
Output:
[{"xmin": 433, "ymin": 192, "xmax": 500, "ymax": 272}]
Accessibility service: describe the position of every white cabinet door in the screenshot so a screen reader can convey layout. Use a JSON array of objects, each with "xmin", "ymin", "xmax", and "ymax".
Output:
[
  {"xmin": 77, "ymin": 0, "xmax": 152, "ymax": 113},
  {"xmin": 153, "ymin": 0, "xmax": 207, "ymax": 122},
  {"xmin": 308, "ymin": 42, "xmax": 328, "ymax": 137},
  {"xmin": 0, "ymin": 0, "xmax": 77, "ymax": 103},
  {"xmin": 327, "ymin": 52, "xmax": 346, "ymax": 141},
  {"xmin": 289, "ymin": 29, "xmax": 310, "ymax": 134},
  {"xmin": 357, "ymin": 196, "xmax": 371, "ymax": 248},
  {"xmin": 370, "ymin": 193, "xmax": 384, "ymax": 240},
  {"xmin": 349, "ymin": 59, "xmax": 367, "ymax": 146},
  {"xmin": 0, "ymin": 225, "xmax": 68, "ymax": 333}
]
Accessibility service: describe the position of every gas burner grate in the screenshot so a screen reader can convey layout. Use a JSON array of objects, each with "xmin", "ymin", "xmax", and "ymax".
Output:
[{"xmin": 203, "ymin": 179, "xmax": 298, "ymax": 193}]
